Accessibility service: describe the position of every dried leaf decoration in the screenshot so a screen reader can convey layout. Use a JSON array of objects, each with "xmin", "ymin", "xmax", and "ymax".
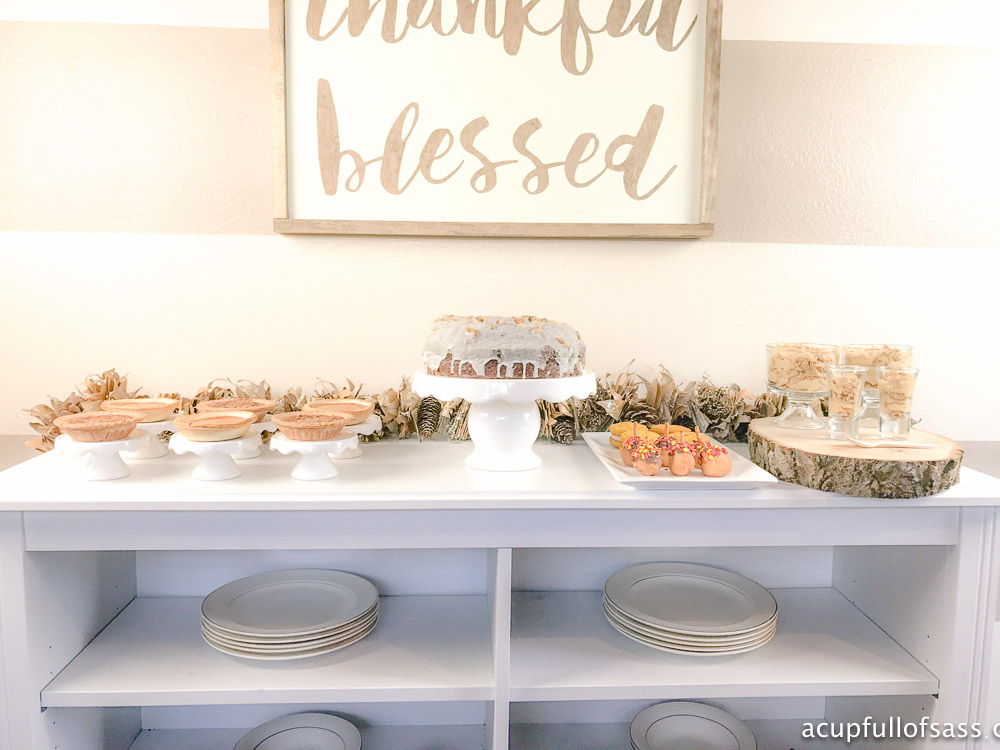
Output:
[
  {"xmin": 24, "ymin": 366, "xmax": 778, "ymax": 451},
  {"xmin": 77, "ymin": 369, "xmax": 140, "ymax": 411}
]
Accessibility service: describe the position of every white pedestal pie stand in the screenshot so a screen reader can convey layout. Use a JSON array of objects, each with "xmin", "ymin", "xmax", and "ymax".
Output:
[
  {"xmin": 168, "ymin": 433, "xmax": 261, "ymax": 481},
  {"xmin": 269, "ymin": 431, "xmax": 361, "ymax": 480},
  {"xmin": 122, "ymin": 419, "xmax": 176, "ymax": 460},
  {"xmin": 54, "ymin": 430, "xmax": 148, "ymax": 481},
  {"xmin": 413, "ymin": 370, "xmax": 597, "ymax": 472},
  {"xmin": 232, "ymin": 420, "xmax": 274, "ymax": 460},
  {"xmin": 330, "ymin": 415, "xmax": 382, "ymax": 460}
]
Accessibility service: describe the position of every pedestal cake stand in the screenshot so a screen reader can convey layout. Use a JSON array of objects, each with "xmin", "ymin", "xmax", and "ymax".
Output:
[
  {"xmin": 54, "ymin": 431, "xmax": 149, "ymax": 481},
  {"xmin": 168, "ymin": 433, "xmax": 262, "ymax": 481},
  {"xmin": 330, "ymin": 414, "xmax": 382, "ymax": 460},
  {"xmin": 413, "ymin": 370, "xmax": 596, "ymax": 472},
  {"xmin": 122, "ymin": 419, "xmax": 173, "ymax": 460},
  {"xmin": 231, "ymin": 420, "xmax": 274, "ymax": 460},
  {"xmin": 269, "ymin": 431, "xmax": 361, "ymax": 480}
]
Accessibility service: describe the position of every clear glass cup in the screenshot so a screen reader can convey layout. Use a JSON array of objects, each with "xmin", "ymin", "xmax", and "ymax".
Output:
[
  {"xmin": 841, "ymin": 345, "xmax": 914, "ymax": 427},
  {"xmin": 766, "ymin": 343, "xmax": 839, "ymax": 430},
  {"xmin": 825, "ymin": 364, "xmax": 867, "ymax": 438},
  {"xmin": 876, "ymin": 366, "xmax": 919, "ymax": 439}
]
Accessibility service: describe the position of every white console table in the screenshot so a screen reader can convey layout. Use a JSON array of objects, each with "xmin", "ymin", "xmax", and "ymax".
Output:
[{"xmin": 1, "ymin": 440, "xmax": 999, "ymax": 750}]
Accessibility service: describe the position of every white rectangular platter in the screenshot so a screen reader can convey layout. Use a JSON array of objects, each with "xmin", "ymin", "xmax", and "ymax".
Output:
[{"xmin": 582, "ymin": 432, "xmax": 778, "ymax": 490}]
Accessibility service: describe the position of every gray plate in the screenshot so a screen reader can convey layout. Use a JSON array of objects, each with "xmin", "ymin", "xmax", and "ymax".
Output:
[
  {"xmin": 234, "ymin": 712, "xmax": 362, "ymax": 750},
  {"xmin": 202, "ymin": 569, "xmax": 378, "ymax": 637},
  {"xmin": 605, "ymin": 563, "xmax": 777, "ymax": 636},
  {"xmin": 630, "ymin": 702, "xmax": 757, "ymax": 750}
]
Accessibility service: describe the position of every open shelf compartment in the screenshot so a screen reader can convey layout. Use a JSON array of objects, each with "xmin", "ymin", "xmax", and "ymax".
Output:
[{"xmin": 42, "ymin": 594, "xmax": 493, "ymax": 707}]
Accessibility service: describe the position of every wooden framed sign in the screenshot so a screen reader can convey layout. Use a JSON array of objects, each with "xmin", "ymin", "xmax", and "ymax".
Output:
[{"xmin": 271, "ymin": 0, "xmax": 721, "ymax": 238}]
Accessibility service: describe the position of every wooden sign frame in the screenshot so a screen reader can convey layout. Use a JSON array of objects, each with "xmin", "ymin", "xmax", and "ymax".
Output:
[{"xmin": 270, "ymin": 0, "xmax": 722, "ymax": 239}]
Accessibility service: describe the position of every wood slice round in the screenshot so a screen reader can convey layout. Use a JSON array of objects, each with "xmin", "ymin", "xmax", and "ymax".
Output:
[{"xmin": 748, "ymin": 418, "xmax": 963, "ymax": 499}]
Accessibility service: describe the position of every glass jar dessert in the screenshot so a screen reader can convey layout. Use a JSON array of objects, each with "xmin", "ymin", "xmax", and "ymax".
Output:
[
  {"xmin": 824, "ymin": 364, "xmax": 866, "ymax": 439},
  {"xmin": 841, "ymin": 345, "xmax": 913, "ymax": 426},
  {"xmin": 876, "ymin": 366, "xmax": 919, "ymax": 439},
  {"xmin": 766, "ymin": 343, "xmax": 838, "ymax": 429}
]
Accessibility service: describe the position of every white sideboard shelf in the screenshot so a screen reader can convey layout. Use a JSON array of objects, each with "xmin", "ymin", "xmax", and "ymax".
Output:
[
  {"xmin": 128, "ymin": 724, "xmax": 486, "ymax": 750},
  {"xmin": 0, "ymin": 440, "xmax": 998, "ymax": 750},
  {"xmin": 509, "ymin": 589, "xmax": 938, "ymax": 701},
  {"xmin": 509, "ymin": 719, "xmax": 848, "ymax": 749},
  {"xmin": 42, "ymin": 596, "xmax": 493, "ymax": 707}
]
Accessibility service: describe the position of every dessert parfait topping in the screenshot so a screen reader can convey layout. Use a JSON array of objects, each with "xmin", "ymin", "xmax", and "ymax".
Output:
[
  {"xmin": 842, "ymin": 345, "xmax": 913, "ymax": 388},
  {"xmin": 767, "ymin": 343, "xmax": 837, "ymax": 393},
  {"xmin": 828, "ymin": 372, "xmax": 864, "ymax": 419},
  {"xmin": 878, "ymin": 368, "xmax": 917, "ymax": 419}
]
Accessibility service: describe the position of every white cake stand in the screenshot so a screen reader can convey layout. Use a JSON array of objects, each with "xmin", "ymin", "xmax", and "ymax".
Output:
[
  {"xmin": 330, "ymin": 414, "xmax": 382, "ymax": 460},
  {"xmin": 122, "ymin": 419, "xmax": 174, "ymax": 460},
  {"xmin": 168, "ymin": 433, "xmax": 261, "ymax": 481},
  {"xmin": 232, "ymin": 419, "xmax": 273, "ymax": 460},
  {"xmin": 413, "ymin": 371, "xmax": 597, "ymax": 472},
  {"xmin": 54, "ymin": 430, "xmax": 148, "ymax": 481},
  {"xmin": 269, "ymin": 431, "xmax": 361, "ymax": 480}
]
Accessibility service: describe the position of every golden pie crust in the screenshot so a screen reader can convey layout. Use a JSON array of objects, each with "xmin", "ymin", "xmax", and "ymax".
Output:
[
  {"xmin": 196, "ymin": 398, "xmax": 276, "ymax": 423},
  {"xmin": 53, "ymin": 412, "xmax": 139, "ymax": 443},
  {"xmin": 302, "ymin": 398, "xmax": 374, "ymax": 426},
  {"xmin": 173, "ymin": 411, "xmax": 256, "ymax": 442},
  {"xmin": 272, "ymin": 412, "xmax": 347, "ymax": 441},
  {"xmin": 100, "ymin": 397, "xmax": 180, "ymax": 423}
]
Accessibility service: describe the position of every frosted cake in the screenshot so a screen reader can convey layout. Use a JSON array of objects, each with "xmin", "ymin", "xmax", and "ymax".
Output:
[{"xmin": 422, "ymin": 315, "xmax": 585, "ymax": 379}]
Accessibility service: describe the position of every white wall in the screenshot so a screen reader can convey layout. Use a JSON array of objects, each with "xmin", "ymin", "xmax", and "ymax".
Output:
[
  {"xmin": 2, "ymin": 0, "xmax": 998, "ymax": 47},
  {"xmin": 0, "ymin": 2, "xmax": 998, "ymax": 439}
]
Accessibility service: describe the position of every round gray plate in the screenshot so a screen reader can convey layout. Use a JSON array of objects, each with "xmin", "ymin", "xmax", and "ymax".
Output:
[
  {"xmin": 202, "ymin": 569, "xmax": 378, "ymax": 637},
  {"xmin": 630, "ymin": 702, "xmax": 757, "ymax": 750},
  {"xmin": 235, "ymin": 713, "xmax": 362, "ymax": 750},
  {"xmin": 605, "ymin": 563, "xmax": 777, "ymax": 636}
]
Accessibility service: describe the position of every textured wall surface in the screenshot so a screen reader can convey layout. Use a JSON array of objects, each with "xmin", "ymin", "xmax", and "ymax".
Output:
[
  {"xmin": 0, "ymin": 23, "xmax": 271, "ymax": 234},
  {"xmin": 0, "ymin": 4, "xmax": 998, "ymax": 438},
  {"xmin": 715, "ymin": 43, "xmax": 1000, "ymax": 247}
]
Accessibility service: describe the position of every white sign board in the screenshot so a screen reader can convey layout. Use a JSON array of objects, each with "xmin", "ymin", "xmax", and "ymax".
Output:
[{"xmin": 272, "ymin": 0, "xmax": 721, "ymax": 237}]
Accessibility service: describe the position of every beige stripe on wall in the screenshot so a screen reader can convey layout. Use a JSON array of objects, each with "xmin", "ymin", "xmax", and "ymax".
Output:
[
  {"xmin": 0, "ymin": 22, "xmax": 997, "ymax": 246},
  {"xmin": 714, "ymin": 41, "xmax": 1000, "ymax": 248},
  {"xmin": 0, "ymin": 22, "xmax": 272, "ymax": 235}
]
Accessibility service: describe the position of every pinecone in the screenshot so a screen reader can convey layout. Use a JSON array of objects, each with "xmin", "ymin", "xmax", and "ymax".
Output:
[
  {"xmin": 417, "ymin": 396, "xmax": 442, "ymax": 438},
  {"xmin": 575, "ymin": 394, "xmax": 612, "ymax": 433},
  {"xmin": 550, "ymin": 416, "xmax": 576, "ymax": 445},
  {"xmin": 620, "ymin": 401, "xmax": 657, "ymax": 425}
]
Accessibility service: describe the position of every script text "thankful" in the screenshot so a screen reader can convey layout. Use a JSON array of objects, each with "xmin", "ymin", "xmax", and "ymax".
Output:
[{"xmin": 305, "ymin": 0, "xmax": 697, "ymax": 75}]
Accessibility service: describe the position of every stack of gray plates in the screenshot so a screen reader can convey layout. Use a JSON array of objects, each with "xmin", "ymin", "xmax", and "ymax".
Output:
[
  {"xmin": 202, "ymin": 569, "xmax": 379, "ymax": 660},
  {"xmin": 630, "ymin": 702, "xmax": 757, "ymax": 750},
  {"xmin": 603, "ymin": 562, "xmax": 777, "ymax": 655},
  {"xmin": 234, "ymin": 713, "xmax": 362, "ymax": 750}
]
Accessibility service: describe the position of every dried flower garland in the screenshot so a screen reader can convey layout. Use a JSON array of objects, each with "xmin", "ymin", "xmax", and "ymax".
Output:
[{"xmin": 24, "ymin": 368, "xmax": 785, "ymax": 452}]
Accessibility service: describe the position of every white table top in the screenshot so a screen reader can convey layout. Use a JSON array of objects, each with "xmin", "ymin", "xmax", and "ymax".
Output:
[{"xmin": 1, "ymin": 436, "xmax": 999, "ymax": 512}]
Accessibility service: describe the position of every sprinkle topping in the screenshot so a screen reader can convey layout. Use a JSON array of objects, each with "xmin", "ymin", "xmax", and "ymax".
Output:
[{"xmin": 631, "ymin": 442, "xmax": 660, "ymax": 460}]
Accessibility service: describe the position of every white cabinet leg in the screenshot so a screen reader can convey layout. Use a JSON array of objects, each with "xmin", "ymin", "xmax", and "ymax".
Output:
[{"xmin": 488, "ymin": 548, "xmax": 512, "ymax": 750}]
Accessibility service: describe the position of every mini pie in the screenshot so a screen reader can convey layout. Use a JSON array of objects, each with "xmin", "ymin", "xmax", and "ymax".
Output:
[
  {"xmin": 302, "ymin": 398, "xmax": 374, "ymax": 426},
  {"xmin": 196, "ymin": 398, "xmax": 276, "ymax": 423},
  {"xmin": 53, "ymin": 412, "xmax": 139, "ymax": 443},
  {"xmin": 272, "ymin": 412, "xmax": 347, "ymax": 441},
  {"xmin": 173, "ymin": 411, "xmax": 256, "ymax": 442},
  {"xmin": 100, "ymin": 397, "xmax": 180, "ymax": 423}
]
